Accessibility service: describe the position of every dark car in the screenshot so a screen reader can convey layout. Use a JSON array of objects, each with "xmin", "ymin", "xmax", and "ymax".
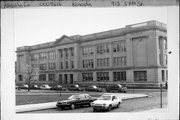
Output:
[
  {"xmin": 85, "ymin": 85, "xmax": 102, "ymax": 92},
  {"xmin": 30, "ymin": 85, "xmax": 40, "ymax": 90},
  {"xmin": 56, "ymin": 94, "xmax": 96, "ymax": 109},
  {"xmin": 51, "ymin": 85, "xmax": 66, "ymax": 91},
  {"xmin": 106, "ymin": 84, "xmax": 127, "ymax": 93},
  {"xmin": 15, "ymin": 85, "xmax": 21, "ymax": 90},
  {"xmin": 67, "ymin": 84, "xmax": 84, "ymax": 91}
]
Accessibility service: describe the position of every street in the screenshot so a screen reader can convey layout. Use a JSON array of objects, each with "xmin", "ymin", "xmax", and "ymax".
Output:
[{"xmin": 16, "ymin": 89, "xmax": 167, "ymax": 113}]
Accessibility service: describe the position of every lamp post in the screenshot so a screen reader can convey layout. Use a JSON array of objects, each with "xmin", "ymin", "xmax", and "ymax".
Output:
[{"xmin": 160, "ymin": 83, "xmax": 163, "ymax": 108}]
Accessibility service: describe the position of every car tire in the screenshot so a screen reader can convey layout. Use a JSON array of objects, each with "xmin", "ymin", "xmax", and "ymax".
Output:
[
  {"xmin": 117, "ymin": 102, "xmax": 120, "ymax": 108},
  {"xmin": 107, "ymin": 105, "xmax": 112, "ymax": 111},
  {"xmin": 71, "ymin": 104, "xmax": 75, "ymax": 109}
]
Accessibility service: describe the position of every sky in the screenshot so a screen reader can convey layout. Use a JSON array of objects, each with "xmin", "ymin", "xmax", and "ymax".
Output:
[{"xmin": 14, "ymin": 7, "xmax": 167, "ymax": 48}]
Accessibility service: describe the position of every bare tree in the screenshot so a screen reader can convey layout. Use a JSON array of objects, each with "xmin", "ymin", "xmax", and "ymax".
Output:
[{"xmin": 24, "ymin": 64, "xmax": 39, "ymax": 91}]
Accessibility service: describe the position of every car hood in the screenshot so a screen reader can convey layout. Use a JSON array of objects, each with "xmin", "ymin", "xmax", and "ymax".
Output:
[{"xmin": 93, "ymin": 100, "xmax": 112, "ymax": 104}]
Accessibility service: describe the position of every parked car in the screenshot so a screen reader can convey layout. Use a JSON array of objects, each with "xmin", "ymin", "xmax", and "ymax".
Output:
[
  {"xmin": 56, "ymin": 94, "xmax": 96, "ymax": 109},
  {"xmin": 15, "ymin": 85, "xmax": 21, "ymax": 90},
  {"xmin": 106, "ymin": 84, "xmax": 127, "ymax": 93},
  {"xmin": 85, "ymin": 85, "xmax": 102, "ymax": 92},
  {"xmin": 91, "ymin": 94, "xmax": 122, "ymax": 111},
  {"xmin": 18, "ymin": 84, "xmax": 29, "ymax": 89},
  {"xmin": 67, "ymin": 84, "xmax": 84, "ymax": 91},
  {"xmin": 51, "ymin": 85, "xmax": 66, "ymax": 91},
  {"xmin": 30, "ymin": 85, "xmax": 40, "ymax": 89},
  {"xmin": 39, "ymin": 85, "xmax": 51, "ymax": 90}
]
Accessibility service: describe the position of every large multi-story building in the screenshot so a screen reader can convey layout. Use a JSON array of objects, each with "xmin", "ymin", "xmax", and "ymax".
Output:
[{"xmin": 16, "ymin": 20, "xmax": 167, "ymax": 88}]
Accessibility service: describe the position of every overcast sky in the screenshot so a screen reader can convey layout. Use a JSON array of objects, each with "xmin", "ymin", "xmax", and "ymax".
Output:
[{"xmin": 14, "ymin": 7, "xmax": 167, "ymax": 48}]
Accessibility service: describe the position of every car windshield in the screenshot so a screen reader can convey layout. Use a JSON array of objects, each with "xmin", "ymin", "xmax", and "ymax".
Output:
[
  {"xmin": 92, "ymin": 86, "xmax": 97, "ymax": 89},
  {"xmin": 98, "ymin": 95, "xmax": 111, "ymax": 100},
  {"xmin": 68, "ymin": 95, "xmax": 79, "ymax": 100}
]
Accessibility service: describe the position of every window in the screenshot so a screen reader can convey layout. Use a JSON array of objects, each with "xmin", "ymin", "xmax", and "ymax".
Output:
[
  {"xmin": 113, "ymin": 72, "xmax": 126, "ymax": 81},
  {"xmin": 159, "ymin": 36, "xmax": 167, "ymax": 50},
  {"xmin": 96, "ymin": 43, "xmax": 109, "ymax": 55},
  {"xmin": 49, "ymin": 62, "xmax": 56, "ymax": 70},
  {"xmin": 162, "ymin": 70, "xmax": 165, "ymax": 82},
  {"xmin": 39, "ymin": 64, "xmax": 46, "ymax": 70},
  {"xmin": 18, "ymin": 75, "xmax": 23, "ymax": 81},
  {"xmin": 31, "ymin": 54, "xmax": 38, "ymax": 61},
  {"xmin": 113, "ymin": 56, "xmax": 127, "ymax": 66},
  {"xmin": 97, "ymin": 58, "xmax": 109, "ymax": 67},
  {"xmin": 97, "ymin": 72, "xmax": 109, "ymax": 81},
  {"xmin": 134, "ymin": 71, "xmax": 147, "ymax": 82},
  {"xmin": 49, "ymin": 51, "xmax": 56, "ymax": 60},
  {"xmin": 82, "ymin": 46, "xmax": 94, "ymax": 56},
  {"xmin": 60, "ymin": 62, "xmax": 63, "ymax": 69},
  {"xmin": 39, "ymin": 74, "xmax": 46, "ymax": 81},
  {"xmin": 70, "ymin": 48, "xmax": 74, "ymax": 57},
  {"xmin": 65, "ymin": 61, "xmax": 68, "ymax": 69},
  {"xmin": 39, "ymin": 52, "xmax": 48, "ymax": 60},
  {"xmin": 71, "ymin": 60, "xmax": 74, "ymax": 69},
  {"xmin": 82, "ymin": 72, "xmax": 93, "ymax": 81},
  {"xmin": 82, "ymin": 59, "xmax": 94, "ymax": 68},
  {"xmin": 113, "ymin": 40, "xmax": 126, "ymax": 53},
  {"xmin": 48, "ymin": 74, "xmax": 55, "ymax": 81},
  {"xmin": 65, "ymin": 49, "xmax": 68, "ymax": 58},
  {"xmin": 59, "ymin": 49, "xmax": 63, "ymax": 58}
]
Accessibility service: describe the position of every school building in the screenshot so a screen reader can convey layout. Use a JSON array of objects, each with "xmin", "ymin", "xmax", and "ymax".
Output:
[{"xmin": 16, "ymin": 20, "xmax": 167, "ymax": 88}]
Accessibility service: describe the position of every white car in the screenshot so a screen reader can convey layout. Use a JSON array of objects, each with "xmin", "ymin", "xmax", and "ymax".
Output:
[
  {"xmin": 40, "ymin": 85, "xmax": 51, "ymax": 90},
  {"xmin": 91, "ymin": 94, "xmax": 122, "ymax": 111}
]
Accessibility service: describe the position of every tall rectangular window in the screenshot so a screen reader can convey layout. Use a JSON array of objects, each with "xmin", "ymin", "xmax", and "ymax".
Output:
[
  {"xmin": 70, "ymin": 48, "xmax": 74, "ymax": 57},
  {"xmin": 162, "ymin": 70, "xmax": 165, "ymax": 81},
  {"xmin": 134, "ymin": 71, "xmax": 147, "ymax": 82},
  {"xmin": 18, "ymin": 75, "xmax": 23, "ymax": 81},
  {"xmin": 39, "ymin": 52, "xmax": 47, "ymax": 61},
  {"xmin": 59, "ymin": 49, "xmax": 63, "ymax": 58},
  {"xmin": 39, "ymin": 74, "xmax": 46, "ymax": 81},
  {"xmin": 49, "ymin": 51, "xmax": 56, "ymax": 60},
  {"xmin": 71, "ymin": 60, "xmax": 74, "ymax": 69},
  {"xmin": 65, "ymin": 61, "xmax": 68, "ymax": 69},
  {"xmin": 31, "ymin": 54, "xmax": 38, "ymax": 61},
  {"xmin": 48, "ymin": 74, "xmax": 55, "ymax": 81},
  {"xmin": 60, "ymin": 62, "xmax": 63, "ymax": 69},
  {"xmin": 49, "ymin": 62, "xmax": 56, "ymax": 70},
  {"xmin": 39, "ymin": 64, "xmax": 46, "ymax": 70},
  {"xmin": 65, "ymin": 49, "xmax": 68, "ymax": 58}
]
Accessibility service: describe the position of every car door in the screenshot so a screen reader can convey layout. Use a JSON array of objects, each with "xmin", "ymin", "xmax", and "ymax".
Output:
[
  {"xmin": 113, "ymin": 96, "xmax": 119, "ymax": 107},
  {"xmin": 75, "ymin": 95, "xmax": 85, "ymax": 106},
  {"xmin": 111, "ymin": 96, "xmax": 118, "ymax": 107}
]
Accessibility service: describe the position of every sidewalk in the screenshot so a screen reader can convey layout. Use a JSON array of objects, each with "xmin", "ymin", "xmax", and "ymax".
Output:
[
  {"xmin": 140, "ymin": 107, "xmax": 168, "ymax": 112},
  {"xmin": 16, "ymin": 93, "xmax": 148, "ymax": 113}
]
